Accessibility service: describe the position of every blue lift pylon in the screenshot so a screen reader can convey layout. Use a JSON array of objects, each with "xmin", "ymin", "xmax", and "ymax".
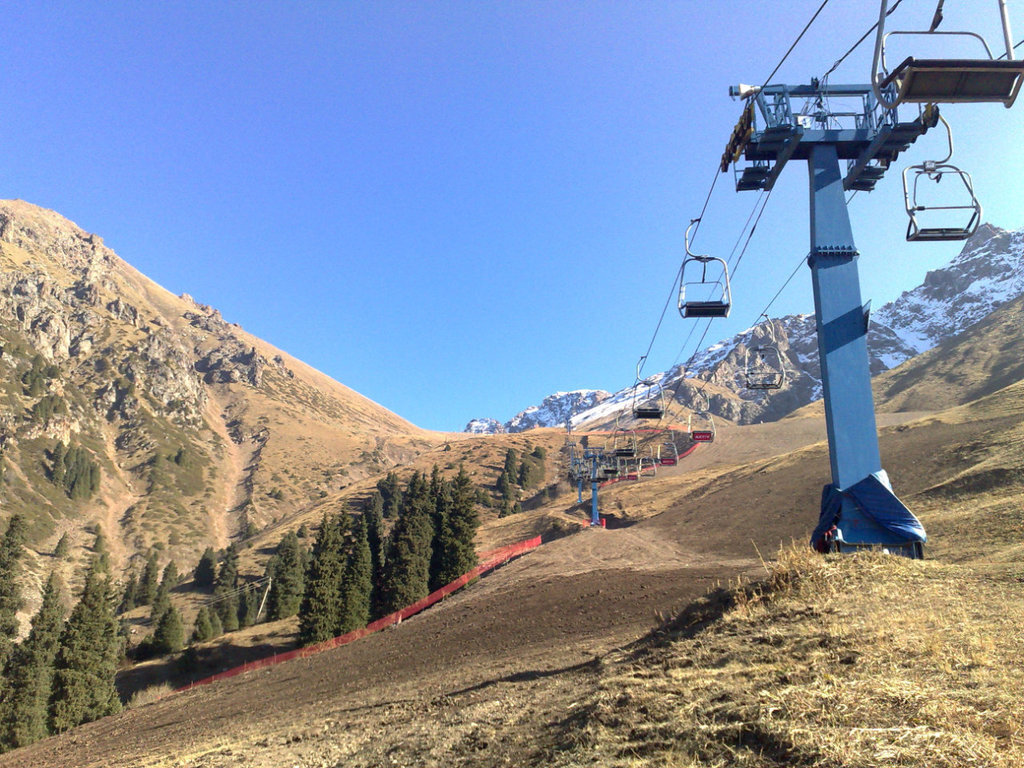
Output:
[
  {"xmin": 723, "ymin": 80, "xmax": 929, "ymax": 557},
  {"xmin": 583, "ymin": 448, "xmax": 603, "ymax": 526}
]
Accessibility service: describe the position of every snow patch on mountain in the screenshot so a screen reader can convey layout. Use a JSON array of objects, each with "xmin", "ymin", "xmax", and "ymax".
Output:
[
  {"xmin": 464, "ymin": 418, "xmax": 505, "ymax": 434},
  {"xmin": 465, "ymin": 391, "xmax": 612, "ymax": 434}
]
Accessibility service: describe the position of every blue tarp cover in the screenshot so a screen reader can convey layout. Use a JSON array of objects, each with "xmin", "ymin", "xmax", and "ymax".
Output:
[{"xmin": 811, "ymin": 471, "xmax": 926, "ymax": 549}]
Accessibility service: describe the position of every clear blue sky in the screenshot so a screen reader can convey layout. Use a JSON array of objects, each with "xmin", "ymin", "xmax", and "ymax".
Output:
[{"xmin": 2, "ymin": 2, "xmax": 1022, "ymax": 431}]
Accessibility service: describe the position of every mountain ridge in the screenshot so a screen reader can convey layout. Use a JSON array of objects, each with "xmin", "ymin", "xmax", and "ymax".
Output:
[{"xmin": 0, "ymin": 199, "xmax": 437, "ymax": 587}]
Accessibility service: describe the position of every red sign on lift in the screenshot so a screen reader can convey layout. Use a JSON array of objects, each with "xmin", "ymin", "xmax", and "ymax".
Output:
[{"xmin": 691, "ymin": 430, "xmax": 714, "ymax": 443}]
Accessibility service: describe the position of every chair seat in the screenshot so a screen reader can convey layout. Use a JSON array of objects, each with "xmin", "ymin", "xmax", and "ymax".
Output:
[
  {"xmin": 682, "ymin": 301, "xmax": 731, "ymax": 319},
  {"xmin": 883, "ymin": 57, "xmax": 1024, "ymax": 106}
]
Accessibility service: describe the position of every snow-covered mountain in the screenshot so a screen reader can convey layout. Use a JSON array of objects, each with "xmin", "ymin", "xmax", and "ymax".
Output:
[
  {"xmin": 466, "ymin": 224, "xmax": 1024, "ymax": 432},
  {"xmin": 464, "ymin": 390, "xmax": 611, "ymax": 434}
]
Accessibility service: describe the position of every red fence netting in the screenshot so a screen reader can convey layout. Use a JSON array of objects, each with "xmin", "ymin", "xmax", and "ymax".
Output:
[{"xmin": 176, "ymin": 535, "xmax": 542, "ymax": 693}]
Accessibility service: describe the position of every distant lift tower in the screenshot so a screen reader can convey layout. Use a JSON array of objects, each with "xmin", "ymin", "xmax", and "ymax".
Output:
[{"xmin": 722, "ymin": 81, "xmax": 936, "ymax": 557}]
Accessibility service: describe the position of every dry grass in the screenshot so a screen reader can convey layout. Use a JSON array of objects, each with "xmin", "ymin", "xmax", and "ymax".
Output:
[
  {"xmin": 546, "ymin": 545, "xmax": 1024, "ymax": 767},
  {"xmin": 127, "ymin": 683, "xmax": 174, "ymax": 710}
]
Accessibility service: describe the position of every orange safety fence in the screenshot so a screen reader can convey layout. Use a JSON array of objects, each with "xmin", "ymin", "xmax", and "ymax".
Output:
[{"xmin": 177, "ymin": 535, "xmax": 542, "ymax": 692}]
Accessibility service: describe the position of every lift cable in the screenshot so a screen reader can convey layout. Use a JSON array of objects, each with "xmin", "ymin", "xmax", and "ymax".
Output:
[
  {"xmin": 636, "ymin": 261, "xmax": 685, "ymax": 380},
  {"xmin": 997, "ymin": 38, "xmax": 1024, "ymax": 60},
  {"xmin": 761, "ymin": 0, "xmax": 833, "ymax": 88},
  {"xmin": 821, "ymin": 0, "xmax": 907, "ymax": 80}
]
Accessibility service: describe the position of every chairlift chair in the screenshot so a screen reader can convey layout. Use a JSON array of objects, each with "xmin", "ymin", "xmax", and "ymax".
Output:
[
  {"xmin": 640, "ymin": 454, "xmax": 658, "ymax": 477},
  {"xmin": 872, "ymin": 0, "xmax": 1024, "ymax": 109},
  {"xmin": 742, "ymin": 315, "xmax": 787, "ymax": 390},
  {"xmin": 632, "ymin": 357, "xmax": 666, "ymax": 420},
  {"xmin": 902, "ymin": 114, "xmax": 981, "ymax": 241},
  {"xmin": 687, "ymin": 391, "xmax": 716, "ymax": 443},
  {"xmin": 745, "ymin": 346, "xmax": 787, "ymax": 390},
  {"xmin": 600, "ymin": 456, "xmax": 620, "ymax": 479},
  {"xmin": 659, "ymin": 432, "xmax": 679, "ymax": 465},
  {"xmin": 688, "ymin": 414, "xmax": 716, "ymax": 443},
  {"xmin": 679, "ymin": 219, "xmax": 732, "ymax": 319},
  {"xmin": 623, "ymin": 456, "xmax": 641, "ymax": 481},
  {"xmin": 612, "ymin": 428, "xmax": 638, "ymax": 458}
]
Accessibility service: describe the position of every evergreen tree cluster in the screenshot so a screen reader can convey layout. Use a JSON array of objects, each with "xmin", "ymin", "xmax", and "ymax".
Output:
[
  {"xmin": 297, "ymin": 465, "xmax": 479, "ymax": 646},
  {"xmin": 0, "ymin": 519, "xmax": 124, "ymax": 752},
  {"xmin": 495, "ymin": 446, "xmax": 547, "ymax": 517},
  {"xmin": 0, "ymin": 463, "xmax": 484, "ymax": 752},
  {"xmin": 30, "ymin": 394, "xmax": 67, "ymax": 424},
  {"xmin": 20, "ymin": 355, "xmax": 59, "ymax": 397},
  {"xmin": 50, "ymin": 442, "xmax": 101, "ymax": 500}
]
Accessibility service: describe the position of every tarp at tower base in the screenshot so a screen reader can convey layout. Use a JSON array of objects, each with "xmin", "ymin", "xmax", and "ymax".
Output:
[{"xmin": 812, "ymin": 470, "xmax": 926, "ymax": 557}]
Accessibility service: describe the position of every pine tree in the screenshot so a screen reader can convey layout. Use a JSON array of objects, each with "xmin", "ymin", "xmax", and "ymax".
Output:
[
  {"xmin": 150, "ymin": 579, "xmax": 171, "ymax": 626},
  {"xmin": 378, "ymin": 472, "xmax": 433, "ymax": 616},
  {"xmin": 93, "ymin": 538, "xmax": 110, "ymax": 574},
  {"xmin": 363, "ymin": 499, "xmax": 386, "ymax": 616},
  {"xmin": 53, "ymin": 532, "xmax": 71, "ymax": 559},
  {"xmin": 265, "ymin": 531, "xmax": 307, "ymax": 621},
  {"xmin": 297, "ymin": 514, "xmax": 344, "ymax": 645},
  {"xmin": 194, "ymin": 547, "xmax": 217, "ymax": 589},
  {"xmin": 119, "ymin": 573, "xmax": 139, "ymax": 614},
  {"xmin": 191, "ymin": 606, "xmax": 214, "ymax": 643},
  {"xmin": 0, "ymin": 514, "xmax": 27, "ymax": 671},
  {"xmin": 237, "ymin": 585, "xmax": 258, "ymax": 629},
  {"xmin": 433, "ymin": 465, "xmax": 479, "ymax": 587},
  {"xmin": 517, "ymin": 458, "xmax": 534, "ymax": 487},
  {"xmin": 151, "ymin": 605, "xmax": 184, "ymax": 655},
  {"xmin": 503, "ymin": 447, "xmax": 518, "ymax": 479},
  {"xmin": 0, "ymin": 571, "xmax": 64, "ymax": 750},
  {"xmin": 218, "ymin": 593, "xmax": 240, "ymax": 633},
  {"xmin": 337, "ymin": 515, "xmax": 372, "ymax": 634},
  {"xmin": 49, "ymin": 563, "xmax": 123, "ymax": 733},
  {"xmin": 139, "ymin": 551, "xmax": 160, "ymax": 606},
  {"xmin": 376, "ymin": 472, "xmax": 401, "ymax": 518},
  {"xmin": 150, "ymin": 560, "xmax": 178, "ymax": 624},
  {"xmin": 213, "ymin": 545, "xmax": 240, "ymax": 631},
  {"xmin": 428, "ymin": 479, "xmax": 454, "ymax": 591},
  {"xmin": 215, "ymin": 545, "xmax": 239, "ymax": 593},
  {"xmin": 161, "ymin": 560, "xmax": 179, "ymax": 588},
  {"xmin": 208, "ymin": 608, "xmax": 223, "ymax": 638},
  {"xmin": 50, "ymin": 443, "xmax": 67, "ymax": 486}
]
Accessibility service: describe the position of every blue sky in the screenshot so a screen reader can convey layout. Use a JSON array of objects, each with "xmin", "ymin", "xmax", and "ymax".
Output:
[{"xmin": 2, "ymin": 1, "xmax": 1022, "ymax": 431}]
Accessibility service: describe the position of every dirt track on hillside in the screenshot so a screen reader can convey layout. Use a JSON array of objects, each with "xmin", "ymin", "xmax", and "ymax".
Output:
[{"xmin": 4, "ymin": 409, "xmax": 1003, "ymax": 768}]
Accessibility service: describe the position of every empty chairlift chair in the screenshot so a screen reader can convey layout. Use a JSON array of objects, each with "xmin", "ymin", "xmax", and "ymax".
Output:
[
  {"xmin": 659, "ymin": 430, "xmax": 680, "ymax": 465},
  {"xmin": 600, "ymin": 457, "xmax": 620, "ymax": 479},
  {"xmin": 872, "ymin": 0, "xmax": 1024, "ymax": 110},
  {"xmin": 612, "ymin": 427, "xmax": 638, "ymax": 458},
  {"xmin": 687, "ymin": 391, "xmax": 716, "ymax": 443},
  {"xmin": 679, "ymin": 219, "xmax": 732, "ymax": 319},
  {"xmin": 743, "ymin": 315, "xmax": 788, "ymax": 390},
  {"xmin": 902, "ymin": 112, "xmax": 981, "ymax": 241},
  {"xmin": 632, "ymin": 357, "xmax": 666, "ymax": 420}
]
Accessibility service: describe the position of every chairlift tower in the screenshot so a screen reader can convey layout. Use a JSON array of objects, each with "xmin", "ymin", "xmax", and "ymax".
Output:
[
  {"xmin": 722, "ymin": 80, "xmax": 935, "ymax": 556},
  {"xmin": 583, "ymin": 448, "xmax": 604, "ymax": 526}
]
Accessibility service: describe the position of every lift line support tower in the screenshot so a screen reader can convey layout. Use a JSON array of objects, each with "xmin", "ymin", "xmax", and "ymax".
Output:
[
  {"xmin": 723, "ymin": 81, "xmax": 932, "ymax": 556},
  {"xmin": 583, "ymin": 448, "xmax": 604, "ymax": 527}
]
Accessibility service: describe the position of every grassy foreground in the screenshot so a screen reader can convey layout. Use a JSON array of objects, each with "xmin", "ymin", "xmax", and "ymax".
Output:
[{"xmin": 547, "ymin": 546, "xmax": 1024, "ymax": 767}]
